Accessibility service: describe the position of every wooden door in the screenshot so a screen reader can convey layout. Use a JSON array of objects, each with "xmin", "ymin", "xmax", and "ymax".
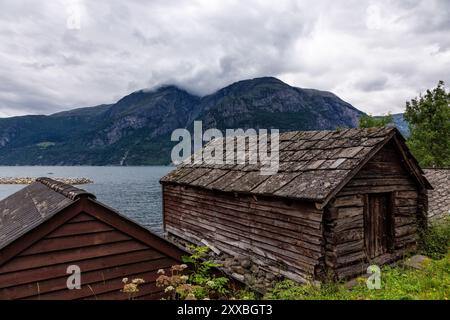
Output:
[{"xmin": 365, "ymin": 193, "xmax": 393, "ymax": 259}]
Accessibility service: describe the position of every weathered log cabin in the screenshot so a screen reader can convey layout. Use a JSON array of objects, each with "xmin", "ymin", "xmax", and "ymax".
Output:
[
  {"xmin": 161, "ymin": 127, "xmax": 432, "ymax": 282},
  {"xmin": 0, "ymin": 178, "xmax": 186, "ymax": 300}
]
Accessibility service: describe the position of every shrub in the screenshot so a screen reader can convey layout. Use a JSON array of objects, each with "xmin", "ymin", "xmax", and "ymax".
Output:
[
  {"xmin": 156, "ymin": 246, "xmax": 231, "ymax": 300},
  {"xmin": 418, "ymin": 217, "xmax": 450, "ymax": 259}
]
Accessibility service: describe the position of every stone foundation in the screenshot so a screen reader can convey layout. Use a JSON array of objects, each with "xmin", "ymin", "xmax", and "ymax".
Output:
[{"xmin": 167, "ymin": 232, "xmax": 284, "ymax": 293}]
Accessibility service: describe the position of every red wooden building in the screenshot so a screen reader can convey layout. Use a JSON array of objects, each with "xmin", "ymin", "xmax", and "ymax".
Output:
[
  {"xmin": 161, "ymin": 127, "xmax": 432, "ymax": 282},
  {"xmin": 0, "ymin": 178, "xmax": 186, "ymax": 300}
]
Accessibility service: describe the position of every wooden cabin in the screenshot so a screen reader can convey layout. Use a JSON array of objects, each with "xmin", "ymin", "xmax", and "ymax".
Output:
[
  {"xmin": 161, "ymin": 127, "xmax": 432, "ymax": 282},
  {"xmin": 0, "ymin": 178, "xmax": 186, "ymax": 300}
]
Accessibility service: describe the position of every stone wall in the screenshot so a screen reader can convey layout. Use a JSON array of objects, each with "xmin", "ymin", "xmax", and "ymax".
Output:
[
  {"xmin": 167, "ymin": 233, "xmax": 284, "ymax": 293},
  {"xmin": 424, "ymin": 169, "xmax": 450, "ymax": 222}
]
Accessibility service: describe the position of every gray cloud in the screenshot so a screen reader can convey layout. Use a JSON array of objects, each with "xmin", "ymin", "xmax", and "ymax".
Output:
[{"xmin": 0, "ymin": 0, "xmax": 449, "ymax": 117}]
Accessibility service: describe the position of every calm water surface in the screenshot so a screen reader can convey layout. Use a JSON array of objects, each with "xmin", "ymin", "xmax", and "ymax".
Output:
[{"xmin": 0, "ymin": 166, "xmax": 173, "ymax": 234}]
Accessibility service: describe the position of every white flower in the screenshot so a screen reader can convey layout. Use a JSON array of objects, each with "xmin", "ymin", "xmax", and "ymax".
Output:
[
  {"xmin": 122, "ymin": 277, "xmax": 128, "ymax": 284},
  {"xmin": 180, "ymin": 275, "xmax": 189, "ymax": 282},
  {"xmin": 165, "ymin": 285, "xmax": 174, "ymax": 293},
  {"xmin": 157, "ymin": 269, "xmax": 165, "ymax": 274}
]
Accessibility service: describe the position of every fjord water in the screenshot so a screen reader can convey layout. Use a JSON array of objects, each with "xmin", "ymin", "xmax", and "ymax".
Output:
[{"xmin": 0, "ymin": 166, "xmax": 173, "ymax": 234}]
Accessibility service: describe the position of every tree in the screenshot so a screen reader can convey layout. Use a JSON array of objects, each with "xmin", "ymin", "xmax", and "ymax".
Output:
[
  {"xmin": 359, "ymin": 113, "xmax": 393, "ymax": 128},
  {"xmin": 404, "ymin": 80, "xmax": 450, "ymax": 168}
]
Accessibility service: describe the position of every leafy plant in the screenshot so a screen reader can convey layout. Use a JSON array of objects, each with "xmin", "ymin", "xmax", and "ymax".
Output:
[
  {"xmin": 418, "ymin": 218, "xmax": 450, "ymax": 259},
  {"xmin": 156, "ymin": 246, "xmax": 231, "ymax": 300}
]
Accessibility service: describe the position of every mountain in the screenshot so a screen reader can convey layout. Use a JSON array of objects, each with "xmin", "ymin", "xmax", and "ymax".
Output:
[
  {"xmin": 391, "ymin": 113, "xmax": 409, "ymax": 137},
  {"xmin": 0, "ymin": 77, "xmax": 364, "ymax": 165}
]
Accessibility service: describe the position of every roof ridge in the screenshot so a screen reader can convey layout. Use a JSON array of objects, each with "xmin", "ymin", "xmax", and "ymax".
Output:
[{"xmin": 35, "ymin": 177, "xmax": 96, "ymax": 201}]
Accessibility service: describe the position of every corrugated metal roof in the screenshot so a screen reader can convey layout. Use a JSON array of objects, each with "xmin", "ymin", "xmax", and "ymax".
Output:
[
  {"xmin": 161, "ymin": 127, "xmax": 431, "ymax": 203},
  {"xmin": 0, "ymin": 178, "xmax": 95, "ymax": 250}
]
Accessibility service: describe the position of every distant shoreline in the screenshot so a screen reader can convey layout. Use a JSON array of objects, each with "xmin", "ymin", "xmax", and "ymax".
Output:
[{"xmin": 0, "ymin": 177, "xmax": 93, "ymax": 185}]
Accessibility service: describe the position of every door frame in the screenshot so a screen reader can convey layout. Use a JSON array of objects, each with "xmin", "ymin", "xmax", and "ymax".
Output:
[{"xmin": 363, "ymin": 192, "xmax": 395, "ymax": 259}]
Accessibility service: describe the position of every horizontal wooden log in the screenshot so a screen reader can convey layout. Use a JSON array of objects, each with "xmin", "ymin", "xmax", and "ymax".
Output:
[
  {"xmin": 167, "ymin": 225, "xmax": 317, "ymax": 276},
  {"xmin": 165, "ymin": 209, "xmax": 322, "ymax": 259},
  {"xmin": 396, "ymin": 206, "xmax": 418, "ymax": 217},
  {"xmin": 346, "ymin": 177, "xmax": 415, "ymax": 187},
  {"xmin": 325, "ymin": 240, "xmax": 364, "ymax": 256},
  {"xmin": 394, "ymin": 216, "xmax": 417, "ymax": 227},
  {"xmin": 395, "ymin": 224, "xmax": 417, "ymax": 237},
  {"xmin": 338, "ymin": 185, "xmax": 416, "ymax": 195},
  {"xmin": 332, "ymin": 195, "xmax": 364, "ymax": 208},
  {"xmin": 164, "ymin": 190, "xmax": 322, "ymax": 229},
  {"xmin": 165, "ymin": 214, "xmax": 320, "ymax": 267},
  {"xmin": 165, "ymin": 185, "xmax": 322, "ymax": 220},
  {"xmin": 395, "ymin": 198, "xmax": 418, "ymax": 207},
  {"xmin": 396, "ymin": 191, "xmax": 418, "ymax": 199},
  {"xmin": 326, "ymin": 250, "xmax": 366, "ymax": 268},
  {"xmin": 324, "ymin": 228, "xmax": 364, "ymax": 244},
  {"xmin": 164, "ymin": 193, "xmax": 322, "ymax": 235}
]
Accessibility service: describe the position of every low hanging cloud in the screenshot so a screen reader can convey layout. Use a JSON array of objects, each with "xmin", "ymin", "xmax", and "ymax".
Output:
[{"xmin": 0, "ymin": 0, "xmax": 449, "ymax": 117}]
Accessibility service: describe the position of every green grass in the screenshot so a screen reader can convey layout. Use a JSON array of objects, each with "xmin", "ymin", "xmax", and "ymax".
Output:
[
  {"xmin": 264, "ymin": 219, "xmax": 450, "ymax": 300},
  {"xmin": 264, "ymin": 252, "xmax": 449, "ymax": 300}
]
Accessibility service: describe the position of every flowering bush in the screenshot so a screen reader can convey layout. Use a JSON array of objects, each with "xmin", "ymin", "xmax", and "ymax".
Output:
[
  {"xmin": 121, "ymin": 277, "xmax": 146, "ymax": 300},
  {"xmin": 156, "ymin": 245, "xmax": 231, "ymax": 300}
]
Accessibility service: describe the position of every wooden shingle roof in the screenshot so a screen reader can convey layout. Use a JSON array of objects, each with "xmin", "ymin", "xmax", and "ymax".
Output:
[
  {"xmin": 0, "ymin": 178, "xmax": 95, "ymax": 250},
  {"xmin": 161, "ymin": 127, "xmax": 431, "ymax": 206}
]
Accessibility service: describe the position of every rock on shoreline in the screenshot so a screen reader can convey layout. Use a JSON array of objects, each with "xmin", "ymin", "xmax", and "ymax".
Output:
[{"xmin": 0, "ymin": 177, "xmax": 93, "ymax": 185}]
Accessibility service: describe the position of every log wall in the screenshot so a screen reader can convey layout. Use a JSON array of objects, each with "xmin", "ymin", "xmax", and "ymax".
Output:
[
  {"xmin": 324, "ymin": 141, "xmax": 422, "ymax": 279},
  {"xmin": 163, "ymin": 184, "xmax": 324, "ymax": 283},
  {"xmin": 0, "ymin": 212, "xmax": 177, "ymax": 300}
]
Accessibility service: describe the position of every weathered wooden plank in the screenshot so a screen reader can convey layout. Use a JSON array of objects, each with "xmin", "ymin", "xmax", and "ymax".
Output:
[
  {"xmin": 395, "ymin": 197, "xmax": 418, "ymax": 207},
  {"xmin": 0, "ymin": 249, "xmax": 163, "ymax": 289},
  {"xmin": 165, "ymin": 209, "xmax": 322, "ymax": 261},
  {"xmin": 165, "ymin": 184, "xmax": 323, "ymax": 221},
  {"xmin": 333, "ymin": 195, "xmax": 364, "ymax": 207},
  {"xmin": 324, "ymin": 228, "xmax": 364, "ymax": 244},
  {"xmin": 395, "ymin": 224, "xmax": 417, "ymax": 237},
  {"xmin": 164, "ymin": 201, "xmax": 322, "ymax": 247},
  {"xmin": 0, "ymin": 258, "xmax": 172, "ymax": 300},
  {"xmin": 19, "ymin": 231, "xmax": 131, "ymax": 256},
  {"xmin": 45, "ymin": 221, "xmax": 114, "ymax": 238},
  {"xmin": 25, "ymin": 270, "xmax": 160, "ymax": 300},
  {"xmin": 164, "ymin": 192, "xmax": 322, "ymax": 232},
  {"xmin": 165, "ymin": 213, "xmax": 321, "ymax": 264},
  {"xmin": 166, "ymin": 219, "xmax": 318, "ymax": 272},
  {"xmin": 67, "ymin": 213, "xmax": 95, "ymax": 223},
  {"xmin": 394, "ymin": 216, "xmax": 417, "ymax": 226},
  {"xmin": 0, "ymin": 241, "xmax": 148, "ymax": 274}
]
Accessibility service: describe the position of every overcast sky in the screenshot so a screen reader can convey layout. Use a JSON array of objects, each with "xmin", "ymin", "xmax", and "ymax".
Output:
[{"xmin": 0, "ymin": 0, "xmax": 449, "ymax": 117}]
